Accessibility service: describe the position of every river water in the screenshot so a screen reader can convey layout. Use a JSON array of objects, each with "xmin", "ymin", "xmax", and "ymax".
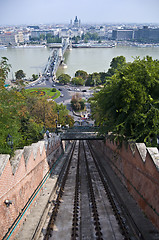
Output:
[{"xmin": 0, "ymin": 45, "xmax": 159, "ymax": 79}]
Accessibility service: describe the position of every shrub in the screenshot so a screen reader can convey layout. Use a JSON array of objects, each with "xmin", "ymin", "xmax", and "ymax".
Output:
[{"xmin": 52, "ymin": 88, "xmax": 56, "ymax": 92}]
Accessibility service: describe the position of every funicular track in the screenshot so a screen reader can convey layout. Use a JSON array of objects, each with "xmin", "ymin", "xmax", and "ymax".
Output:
[{"xmin": 42, "ymin": 140, "xmax": 145, "ymax": 240}]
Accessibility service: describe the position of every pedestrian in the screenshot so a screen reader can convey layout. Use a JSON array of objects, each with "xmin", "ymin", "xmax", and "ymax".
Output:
[{"xmin": 46, "ymin": 130, "xmax": 50, "ymax": 138}]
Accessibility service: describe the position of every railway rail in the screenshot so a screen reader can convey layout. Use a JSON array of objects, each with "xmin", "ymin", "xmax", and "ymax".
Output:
[{"xmin": 38, "ymin": 140, "xmax": 156, "ymax": 240}]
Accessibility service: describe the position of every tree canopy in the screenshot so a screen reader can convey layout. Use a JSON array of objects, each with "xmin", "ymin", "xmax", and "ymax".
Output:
[
  {"xmin": 106, "ymin": 56, "xmax": 126, "ymax": 77},
  {"xmin": 85, "ymin": 72, "xmax": 101, "ymax": 86},
  {"xmin": 71, "ymin": 93, "xmax": 85, "ymax": 111},
  {"xmin": 90, "ymin": 56, "xmax": 159, "ymax": 147},
  {"xmin": 0, "ymin": 57, "xmax": 11, "ymax": 89},
  {"xmin": 32, "ymin": 74, "xmax": 39, "ymax": 81},
  {"xmin": 15, "ymin": 69, "xmax": 26, "ymax": 80},
  {"xmin": 57, "ymin": 74, "xmax": 71, "ymax": 84},
  {"xmin": 71, "ymin": 77, "xmax": 85, "ymax": 86},
  {"xmin": 0, "ymin": 88, "xmax": 74, "ymax": 154},
  {"xmin": 0, "ymin": 57, "xmax": 74, "ymax": 155},
  {"xmin": 75, "ymin": 70, "xmax": 88, "ymax": 80}
]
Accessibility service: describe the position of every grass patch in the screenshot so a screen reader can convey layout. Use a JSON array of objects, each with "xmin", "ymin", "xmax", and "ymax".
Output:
[{"xmin": 26, "ymin": 88, "xmax": 60, "ymax": 100}]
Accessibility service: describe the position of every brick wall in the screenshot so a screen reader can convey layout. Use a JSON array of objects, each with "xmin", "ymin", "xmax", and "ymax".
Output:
[
  {"xmin": 0, "ymin": 134, "xmax": 63, "ymax": 239},
  {"xmin": 92, "ymin": 139, "xmax": 159, "ymax": 230}
]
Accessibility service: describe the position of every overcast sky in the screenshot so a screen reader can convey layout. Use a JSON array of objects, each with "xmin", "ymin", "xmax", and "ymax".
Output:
[{"xmin": 0, "ymin": 0, "xmax": 159, "ymax": 26}]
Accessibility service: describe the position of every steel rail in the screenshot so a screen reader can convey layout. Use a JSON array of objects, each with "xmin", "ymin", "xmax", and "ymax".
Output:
[
  {"xmin": 44, "ymin": 141, "xmax": 76, "ymax": 239},
  {"xmin": 87, "ymin": 140, "xmax": 144, "ymax": 240},
  {"xmin": 82, "ymin": 141, "xmax": 103, "ymax": 240}
]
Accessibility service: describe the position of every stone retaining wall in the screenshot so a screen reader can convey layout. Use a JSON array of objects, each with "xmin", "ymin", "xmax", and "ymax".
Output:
[
  {"xmin": 92, "ymin": 139, "xmax": 159, "ymax": 230},
  {"xmin": 0, "ymin": 134, "xmax": 63, "ymax": 239}
]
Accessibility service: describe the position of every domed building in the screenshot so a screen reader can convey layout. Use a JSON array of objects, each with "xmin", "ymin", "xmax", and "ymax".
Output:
[{"xmin": 73, "ymin": 16, "xmax": 80, "ymax": 28}]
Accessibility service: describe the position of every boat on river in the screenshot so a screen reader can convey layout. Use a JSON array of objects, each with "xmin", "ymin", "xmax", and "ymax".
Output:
[
  {"xmin": 72, "ymin": 43, "xmax": 116, "ymax": 48},
  {"xmin": 0, "ymin": 45, "xmax": 7, "ymax": 49}
]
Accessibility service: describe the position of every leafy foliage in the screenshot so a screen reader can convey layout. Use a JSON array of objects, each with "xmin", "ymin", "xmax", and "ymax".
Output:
[
  {"xmin": 0, "ymin": 89, "xmax": 25, "ymax": 154},
  {"xmin": 85, "ymin": 72, "xmax": 101, "ymax": 86},
  {"xmin": 81, "ymin": 32, "xmax": 100, "ymax": 42},
  {"xmin": 52, "ymin": 88, "xmax": 56, "ymax": 92},
  {"xmin": 0, "ymin": 57, "xmax": 11, "ymax": 89},
  {"xmin": 71, "ymin": 93, "xmax": 85, "ymax": 111},
  {"xmin": 71, "ymin": 77, "xmax": 85, "ymax": 86},
  {"xmin": 32, "ymin": 74, "xmax": 39, "ymax": 81},
  {"xmin": 0, "ymin": 87, "xmax": 74, "ymax": 154},
  {"xmin": 105, "ymin": 56, "xmax": 126, "ymax": 78},
  {"xmin": 0, "ymin": 57, "xmax": 75, "ymax": 155},
  {"xmin": 15, "ymin": 69, "xmax": 26, "ymax": 80},
  {"xmin": 90, "ymin": 56, "xmax": 159, "ymax": 147},
  {"xmin": 75, "ymin": 70, "xmax": 88, "ymax": 80},
  {"xmin": 57, "ymin": 74, "xmax": 71, "ymax": 84},
  {"xmin": 46, "ymin": 34, "xmax": 61, "ymax": 44}
]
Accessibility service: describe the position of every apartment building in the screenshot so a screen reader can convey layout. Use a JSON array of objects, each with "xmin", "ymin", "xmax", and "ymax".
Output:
[{"xmin": 0, "ymin": 32, "xmax": 17, "ymax": 46}]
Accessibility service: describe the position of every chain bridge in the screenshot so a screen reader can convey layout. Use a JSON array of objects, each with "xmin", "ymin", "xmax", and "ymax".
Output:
[{"xmin": 44, "ymin": 37, "xmax": 71, "ymax": 81}]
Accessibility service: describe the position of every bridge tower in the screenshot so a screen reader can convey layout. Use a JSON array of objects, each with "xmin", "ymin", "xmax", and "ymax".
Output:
[
  {"xmin": 58, "ymin": 48, "xmax": 63, "ymax": 63},
  {"xmin": 62, "ymin": 36, "xmax": 69, "ymax": 46}
]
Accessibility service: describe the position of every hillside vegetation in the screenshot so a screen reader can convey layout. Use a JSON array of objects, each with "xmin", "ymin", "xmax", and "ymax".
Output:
[
  {"xmin": 89, "ymin": 56, "xmax": 159, "ymax": 147},
  {"xmin": 0, "ymin": 57, "xmax": 74, "ymax": 155}
]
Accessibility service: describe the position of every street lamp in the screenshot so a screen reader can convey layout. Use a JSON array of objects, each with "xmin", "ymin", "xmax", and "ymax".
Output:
[
  {"xmin": 55, "ymin": 119, "xmax": 58, "ymax": 135},
  {"xmin": 6, "ymin": 134, "xmax": 13, "ymax": 149},
  {"xmin": 65, "ymin": 116, "xmax": 68, "ymax": 126},
  {"xmin": 57, "ymin": 110, "xmax": 59, "ymax": 123},
  {"xmin": 94, "ymin": 78, "xmax": 96, "ymax": 87}
]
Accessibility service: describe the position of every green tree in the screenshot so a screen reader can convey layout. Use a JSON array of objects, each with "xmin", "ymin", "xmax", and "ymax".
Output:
[
  {"xmin": 0, "ymin": 89, "xmax": 24, "ymax": 154},
  {"xmin": 56, "ymin": 104, "xmax": 74, "ymax": 126},
  {"xmin": 40, "ymin": 34, "xmax": 46, "ymax": 40},
  {"xmin": 71, "ymin": 93, "xmax": 85, "ymax": 111},
  {"xmin": 72, "ymin": 36, "xmax": 80, "ymax": 44},
  {"xmin": 106, "ymin": 56, "xmax": 126, "ymax": 77},
  {"xmin": 0, "ymin": 77, "xmax": 74, "ymax": 154},
  {"xmin": 82, "ymin": 32, "xmax": 100, "ymax": 42},
  {"xmin": 85, "ymin": 73, "xmax": 101, "ymax": 86},
  {"xmin": 32, "ymin": 74, "xmax": 38, "ymax": 81},
  {"xmin": 57, "ymin": 74, "xmax": 71, "ymax": 84},
  {"xmin": 46, "ymin": 34, "xmax": 62, "ymax": 43},
  {"xmin": 90, "ymin": 56, "xmax": 159, "ymax": 147},
  {"xmin": 75, "ymin": 70, "xmax": 88, "ymax": 80},
  {"xmin": 71, "ymin": 77, "xmax": 85, "ymax": 86},
  {"xmin": 99, "ymin": 72, "xmax": 108, "ymax": 84},
  {"xmin": 0, "ymin": 57, "xmax": 11, "ymax": 89},
  {"xmin": 15, "ymin": 69, "xmax": 26, "ymax": 80}
]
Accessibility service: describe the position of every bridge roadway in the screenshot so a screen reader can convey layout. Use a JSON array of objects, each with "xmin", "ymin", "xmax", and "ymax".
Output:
[{"xmin": 43, "ymin": 37, "xmax": 70, "ymax": 81}]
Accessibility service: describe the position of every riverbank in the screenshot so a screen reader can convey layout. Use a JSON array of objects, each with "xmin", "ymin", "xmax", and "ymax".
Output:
[{"xmin": 1, "ymin": 44, "xmax": 159, "ymax": 80}]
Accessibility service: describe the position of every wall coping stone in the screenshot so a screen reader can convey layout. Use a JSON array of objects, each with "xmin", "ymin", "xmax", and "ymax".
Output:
[
  {"xmin": 0, "ymin": 154, "xmax": 10, "ymax": 176},
  {"xmin": 136, "ymin": 143, "xmax": 147, "ymax": 162},
  {"xmin": 107, "ymin": 139, "xmax": 159, "ymax": 172},
  {"xmin": 0, "ymin": 134, "xmax": 60, "ymax": 178},
  {"xmin": 147, "ymin": 147, "xmax": 159, "ymax": 171},
  {"xmin": 10, "ymin": 150, "xmax": 24, "ymax": 175}
]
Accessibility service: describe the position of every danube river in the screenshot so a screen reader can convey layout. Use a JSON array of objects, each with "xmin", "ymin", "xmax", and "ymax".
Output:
[{"xmin": 0, "ymin": 45, "xmax": 159, "ymax": 79}]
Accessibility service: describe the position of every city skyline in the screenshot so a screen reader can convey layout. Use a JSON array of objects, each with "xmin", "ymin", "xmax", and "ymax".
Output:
[{"xmin": 0, "ymin": 0, "xmax": 159, "ymax": 26}]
